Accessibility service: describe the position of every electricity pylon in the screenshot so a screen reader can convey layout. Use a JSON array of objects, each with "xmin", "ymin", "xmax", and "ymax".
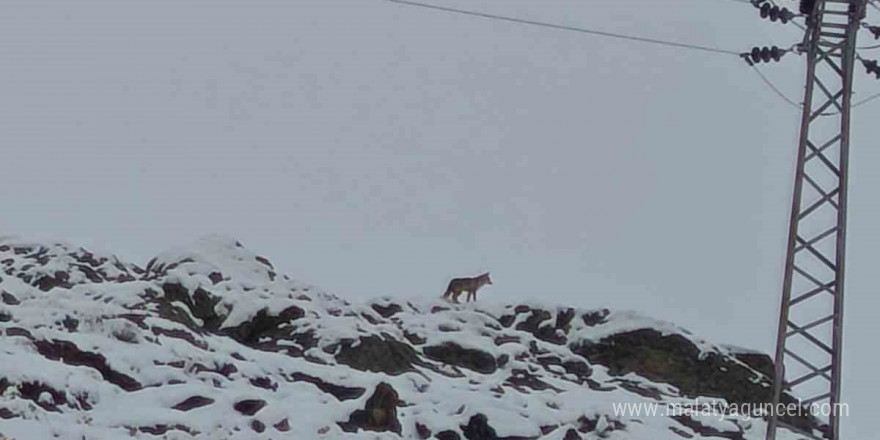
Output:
[{"xmin": 766, "ymin": 1, "xmax": 868, "ymax": 439}]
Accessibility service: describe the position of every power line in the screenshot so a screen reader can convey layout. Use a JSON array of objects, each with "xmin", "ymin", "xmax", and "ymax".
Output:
[
  {"xmin": 747, "ymin": 64, "xmax": 879, "ymax": 114},
  {"xmin": 377, "ymin": 0, "xmax": 878, "ymax": 112},
  {"xmin": 377, "ymin": 0, "xmax": 743, "ymax": 56},
  {"xmin": 854, "ymin": 90, "xmax": 880, "ymax": 107},
  {"xmin": 752, "ymin": 53, "xmax": 880, "ymax": 115},
  {"xmin": 749, "ymin": 63, "xmax": 803, "ymax": 109}
]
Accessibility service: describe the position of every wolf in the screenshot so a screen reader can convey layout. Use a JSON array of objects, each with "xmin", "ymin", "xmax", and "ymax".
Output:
[{"xmin": 442, "ymin": 272, "xmax": 492, "ymax": 303}]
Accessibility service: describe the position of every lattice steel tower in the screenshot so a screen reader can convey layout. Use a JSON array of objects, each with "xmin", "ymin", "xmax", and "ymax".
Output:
[{"xmin": 766, "ymin": 1, "xmax": 868, "ymax": 439}]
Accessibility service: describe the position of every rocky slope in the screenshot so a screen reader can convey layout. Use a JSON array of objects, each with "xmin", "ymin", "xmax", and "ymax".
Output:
[{"xmin": 0, "ymin": 235, "xmax": 822, "ymax": 439}]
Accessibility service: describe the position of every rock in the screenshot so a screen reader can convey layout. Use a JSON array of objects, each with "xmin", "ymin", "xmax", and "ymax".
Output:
[
  {"xmin": 372, "ymin": 302, "xmax": 403, "ymax": 318},
  {"xmin": 6, "ymin": 327, "xmax": 32, "ymax": 338},
  {"xmin": 423, "ymin": 343, "xmax": 496, "ymax": 374},
  {"xmin": 18, "ymin": 381, "xmax": 65, "ymax": 412},
  {"xmin": 540, "ymin": 425, "xmax": 558, "ymax": 435},
  {"xmin": 515, "ymin": 308, "xmax": 573, "ymax": 345},
  {"xmin": 581, "ymin": 309, "xmax": 610, "ymax": 327},
  {"xmin": 571, "ymin": 329, "xmax": 762, "ymax": 401},
  {"xmin": 497, "ymin": 315, "xmax": 515, "ymax": 328},
  {"xmin": 436, "ymin": 430, "xmax": 462, "ymax": 440},
  {"xmin": 577, "ymin": 416, "xmax": 597, "ymax": 433},
  {"xmin": 338, "ymin": 382, "xmax": 401, "ymax": 434},
  {"xmin": 732, "ymin": 351, "xmax": 774, "ymax": 378},
  {"xmin": 335, "ymin": 335, "xmax": 419, "ymax": 375},
  {"xmin": 254, "ymin": 255, "xmax": 274, "ymax": 270},
  {"xmin": 562, "ymin": 359, "xmax": 592, "ymax": 381},
  {"xmin": 225, "ymin": 306, "xmax": 305, "ymax": 344},
  {"xmin": 137, "ymin": 424, "xmax": 193, "ymax": 435},
  {"xmin": 191, "ymin": 361, "xmax": 237, "ymax": 377},
  {"xmin": 494, "ymin": 335, "xmax": 520, "ymax": 346},
  {"xmin": 571, "ymin": 329, "xmax": 820, "ymax": 433},
  {"xmin": 497, "ymin": 354, "xmax": 509, "ymax": 369},
  {"xmin": 152, "ymin": 326, "xmax": 206, "ymax": 349},
  {"xmin": 33, "ymin": 339, "xmax": 141, "ymax": 391},
  {"xmin": 361, "ymin": 312, "xmax": 382, "ymax": 324},
  {"xmin": 461, "ymin": 414, "xmax": 498, "ymax": 440},
  {"xmin": 248, "ymin": 376, "xmax": 277, "ymax": 391},
  {"xmin": 273, "ymin": 418, "xmax": 291, "ymax": 432},
  {"xmin": 669, "ymin": 426, "xmax": 695, "ymax": 438},
  {"xmin": 289, "ymin": 372, "xmax": 365, "ymax": 401},
  {"xmin": 671, "ymin": 415, "xmax": 743, "ymax": 440},
  {"xmin": 172, "ymin": 396, "xmax": 214, "ymax": 411},
  {"xmin": 505, "ymin": 369, "xmax": 562, "ymax": 392},
  {"xmin": 233, "ymin": 399, "xmax": 267, "ymax": 416},
  {"xmin": 404, "ymin": 330, "xmax": 427, "ymax": 345},
  {"xmin": 161, "ymin": 283, "xmax": 223, "ymax": 331},
  {"xmin": 1, "ymin": 291, "xmax": 19, "ymax": 305},
  {"xmin": 563, "ymin": 428, "xmax": 582, "ymax": 440},
  {"xmin": 516, "ymin": 310, "xmax": 552, "ymax": 335},
  {"xmin": 208, "ymin": 271, "xmax": 224, "ymax": 284},
  {"xmin": 614, "ymin": 378, "xmax": 666, "ymax": 400},
  {"xmin": 415, "ymin": 422, "xmax": 432, "ymax": 439},
  {"xmin": 34, "ymin": 271, "xmax": 71, "ymax": 291},
  {"xmin": 61, "ymin": 316, "xmax": 79, "ymax": 332}
]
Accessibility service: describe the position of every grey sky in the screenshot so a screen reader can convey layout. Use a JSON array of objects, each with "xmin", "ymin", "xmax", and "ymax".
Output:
[{"xmin": 1, "ymin": 1, "xmax": 877, "ymax": 437}]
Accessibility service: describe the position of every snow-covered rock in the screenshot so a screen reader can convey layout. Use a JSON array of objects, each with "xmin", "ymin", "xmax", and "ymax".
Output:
[{"xmin": 0, "ymin": 235, "xmax": 824, "ymax": 439}]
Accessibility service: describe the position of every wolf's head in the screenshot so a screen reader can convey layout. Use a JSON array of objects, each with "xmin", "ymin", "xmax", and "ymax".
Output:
[{"xmin": 479, "ymin": 272, "xmax": 493, "ymax": 286}]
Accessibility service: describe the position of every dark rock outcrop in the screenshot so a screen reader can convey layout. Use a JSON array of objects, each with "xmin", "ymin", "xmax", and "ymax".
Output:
[
  {"xmin": 581, "ymin": 309, "xmax": 610, "ymax": 327},
  {"xmin": 273, "ymin": 418, "xmax": 291, "ymax": 432},
  {"xmin": 573, "ymin": 329, "xmax": 766, "ymax": 401},
  {"xmin": 336, "ymin": 335, "xmax": 419, "ymax": 375},
  {"xmin": 33, "ymin": 339, "xmax": 141, "ymax": 391},
  {"xmin": 372, "ymin": 302, "xmax": 403, "ymax": 318},
  {"xmin": 1, "ymin": 291, "xmax": 19, "ymax": 305},
  {"xmin": 571, "ymin": 329, "xmax": 822, "ymax": 433},
  {"xmin": 289, "ymin": 372, "xmax": 365, "ymax": 401},
  {"xmin": 338, "ymin": 382, "xmax": 401, "ymax": 434},
  {"xmin": 233, "ymin": 399, "xmax": 267, "ymax": 416},
  {"xmin": 672, "ymin": 415, "xmax": 744, "ymax": 440},
  {"xmin": 225, "ymin": 305, "xmax": 304, "ymax": 344},
  {"xmin": 462, "ymin": 414, "xmax": 498, "ymax": 440},
  {"xmin": 17, "ymin": 381, "xmax": 66, "ymax": 412},
  {"xmin": 161, "ymin": 283, "xmax": 223, "ymax": 331},
  {"xmin": 436, "ymin": 430, "xmax": 462, "ymax": 440},
  {"xmin": 172, "ymin": 396, "xmax": 214, "ymax": 411},
  {"xmin": 423, "ymin": 342, "xmax": 497, "ymax": 374},
  {"xmin": 415, "ymin": 422, "xmax": 432, "ymax": 439}
]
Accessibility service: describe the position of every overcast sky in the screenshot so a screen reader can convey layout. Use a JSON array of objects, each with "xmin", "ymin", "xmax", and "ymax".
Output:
[{"xmin": 1, "ymin": 1, "xmax": 877, "ymax": 437}]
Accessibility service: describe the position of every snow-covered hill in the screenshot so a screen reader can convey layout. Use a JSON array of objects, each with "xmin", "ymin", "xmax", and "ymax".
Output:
[{"xmin": 0, "ymin": 236, "xmax": 822, "ymax": 439}]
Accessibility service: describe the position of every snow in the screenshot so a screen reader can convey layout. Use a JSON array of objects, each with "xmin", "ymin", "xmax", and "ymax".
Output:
[{"xmin": 0, "ymin": 235, "xmax": 811, "ymax": 440}]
